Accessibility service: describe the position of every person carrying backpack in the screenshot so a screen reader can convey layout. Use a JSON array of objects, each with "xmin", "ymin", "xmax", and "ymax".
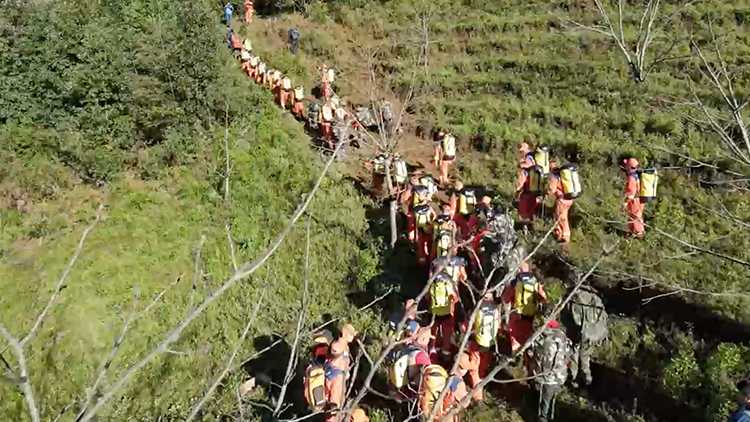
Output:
[
  {"xmin": 288, "ymin": 27, "xmax": 301, "ymax": 55},
  {"xmin": 428, "ymin": 272, "xmax": 459, "ymax": 361},
  {"xmin": 419, "ymin": 359, "xmax": 470, "ymax": 422},
  {"xmin": 464, "ymin": 292, "xmax": 501, "ymax": 402},
  {"xmin": 501, "ymin": 267, "xmax": 548, "ymax": 352},
  {"xmin": 527, "ymin": 320, "xmax": 572, "ymax": 422},
  {"xmin": 438, "ymin": 133, "xmax": 457, "ymax": 186},
  {"xmin": 562, "ymin": 285, "xmax": 607, "ymax": 386},
  {"xmin": 223, "ymin": 2, "xmax": 234, "ymax": 24},
  {"xmin": 407, "ymin": 202, "xmax": 436, "ymax": 267},
  {"xmin": 304, "ymin": 330, "xmax": 334, "ymax": 412},
  {"xmin": 547, "ymin": 161, "xmax": 577, "ymax": 244},
  {"xmin": 388, "ymin": 327, "xmax": 432, "ymax": 399},
  {"xmin": 432, "ymin": 204, "xmax": 458, "ymax": 259},
  {"xmin": 621, "ymin": 158, "xmax": 645, "ymax": 238}
]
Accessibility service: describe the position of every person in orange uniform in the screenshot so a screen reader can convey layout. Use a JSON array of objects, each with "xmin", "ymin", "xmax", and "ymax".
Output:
[
  {"xmin": 438, "ymin": 133, "xmax": 456, "ymax": 186},
  {"xmin": 255, "ymin": 61, "xmax": 266, "ymax": 84},
  {"xmin": 501, "ymin": 262, "xmax": 548, "ymax": 352},
  {"xmin": 428, "ymin": 271, "xmax": 460, "ymax": 362},
  {"xmin": 230, "ymin": 31, "xmax": 243, "ymax": 54},
  {"xmin": 515, "ymin": 164, "xmax": 540, "ymax": 225},
  {"xmin": 280, "ymin": 75, "xmax": 292, "ymax": 110},
  {"xmin": 272, "ymin": 72, "xmax": 284, "ymax": 107},
  {"xmin": 418, "ymin": 355, "xmax": 470, "ymax": 422},
  {"xmin": 622, "ymin": 158, "xmax": 645, "ymax": 238},
  {"xmin": 320, "ymin": 101, "xmax": 335, "ymax": 146},
  {"xmin": 324, "ymin": 324, "xmax": 356, "ymax": 422},
  {"xmin": 432, "ymin": 128, "xmax": 445, "ymax": 167},
  {"xmin": 518, "ymin": 141, "xmax": 536, "ymax": 168},
  {"xmin": 247, "ymin": 54, "xmax": 259, "ymax": 80},
  {"xmin": 320, "ymin": 64, "xmax": 332, "ymax": 100},
  {"xmin": 243, "ymin": 0, "xmax": 254, "ymax": 24},
  {"xmin": 462, "ymin": 291, "xmax": 500, "ymax": 402},
  {"xmin": 292, "ymin": 85, "xmax": 305, "ymax": 120},
  {"xmin": 324, "ymin": 353, "xmax": 347, "ymax": 422},
  {"xmin": 547, "ymin": 161, "xmax": 574, "ymax": 243}
]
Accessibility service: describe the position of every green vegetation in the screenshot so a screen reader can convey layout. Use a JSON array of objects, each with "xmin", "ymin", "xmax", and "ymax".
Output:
[
  {"xmin": 248, "ymin": 0, "xmax": 750, "ymax": 420},
  {"xmin": 0, "ymin": 0, "xmax": 381, "ymax": 420},
  {"xmin": 2, "ymin": 0, "xmax": 750, "ymax": 421}
]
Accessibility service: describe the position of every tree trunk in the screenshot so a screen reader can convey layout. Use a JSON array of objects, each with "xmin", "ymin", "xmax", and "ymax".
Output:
[{"xmin": 384, "ymin": 157, "xmax": 398, "ymax": 249}]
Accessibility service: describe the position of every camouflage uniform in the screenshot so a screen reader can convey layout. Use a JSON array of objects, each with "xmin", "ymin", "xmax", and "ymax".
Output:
[
  {"xmin": 529, "ymin": 327, "xmax": 572, "ymax": 422},
  {"xmin": 564, "ymin": 288, "xmax": 608, "ymax": 385},
  {"xmin": 478, "ymin": 212, "xmax": 518, "ymax": 282},
  {"xmin": 307, "ymin": 102, "xmax": 320, "ymax": 132}
]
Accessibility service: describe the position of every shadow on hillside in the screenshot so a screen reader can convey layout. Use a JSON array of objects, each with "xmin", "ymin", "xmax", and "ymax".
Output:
[
  {"xmin": 536, "ymin": 252, "xmax": 750, "ymax": 344},
  {"xmin": 242, "ymin": 335, "xmax": 308, "ymax": 418},
  {"xmin": 487, "ymin": 363, "xmax": 695, "ymax": 422}
]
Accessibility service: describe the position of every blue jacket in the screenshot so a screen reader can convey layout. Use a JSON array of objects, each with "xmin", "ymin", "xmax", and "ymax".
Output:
[{"xmin": 730, "ymin": 408, "xmax": 750, "ymax": 422}]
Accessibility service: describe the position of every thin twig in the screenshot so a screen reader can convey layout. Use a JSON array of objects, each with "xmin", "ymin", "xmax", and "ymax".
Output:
[
  {"xmin": 185, "ymin": 288, "xmax": 267, "ymax": 421},
  {"xmin": 23, "ymin": 204, "xmax": 104, "ymax": 346},
  {"xmin": 273, "ymin": 217, "xmax": 313, "ymax": 415}
]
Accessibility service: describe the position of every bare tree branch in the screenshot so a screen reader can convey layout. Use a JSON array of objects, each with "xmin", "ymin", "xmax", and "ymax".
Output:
[
  {"xmin": 23, "ymin": 204, "xmax": 104, "ymax": 346},
  {"xmin": 75, "ymin": 276, "xmax": 183, "ymax": 421},
  {"xmin": 78, "ymin": 143, "xmax": 345, "ymax": 422},
  {"xmin": 0, "ymin": 324, "xmax": 38, "ymax": 422},
  {"xmin": 0, "ymin": 204, "xmax": 104, "ymax": 422},
  {"xmin": 274, "ymin": 217, "xmax": 313, "ymax": 415},
  {"xmin": 185, "ymin": 288, "xmax": 267, "ymax": 421},
  {"xmin": 564, "ymin": 0, "xmax": 696, "ymax": 83}
]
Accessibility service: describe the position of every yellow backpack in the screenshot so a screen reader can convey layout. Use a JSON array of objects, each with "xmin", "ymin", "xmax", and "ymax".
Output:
[
  {"xmin": 304, "ymin": 364, "xmax": 327, "ymax": 411},
  {"xmin": 458, "ymin": 189, "xmax": 477, "ymax": 215},
  {"xmin": 638, "ymin": 168, "xmax": 658, "ymax": 202},
  {"xmin": 430, "ymin": 275, "xmax": 453, "ymax": 317},
  {"xmin": 442, "ymin": 135, "xmax": 456, "ymax": 158},
  {"xmin": 294, "ymin": 86, "xmax": 304, "ymax": 100},
  {"xmin": 514, "ymin": 273, "xmax": 538, "ymax": 317},
  {"xmin": 394, "ymin": 159, "xmax": 408, "ymax": 185},
  {"xmin": 526, "ymin": 165, "xmax": 545, "ymax": 196},
  {"xmin": 434, "ymin": 229, "xmax": 454, "ymax": 257},
  {"xmin": 473, "ymin": 303, "xmax": 499, "ymax": 348},
  {"xmin": 534, "ymin": 145, "xmax": 550, "ymax": 175},
  {"xmin": 422, "ymin": 364, "xmax": 448, "ymax": 412},
  {"xmin": 389, "ymin": 345, "xmax": 420, "ymax": 389},
  {"xmin": 559, "ymin": 164, "xmax": 582, "ymax": 199},
  {"xmin": 414, "ymin": 204, "xmax": 433, "ymax": 230}
]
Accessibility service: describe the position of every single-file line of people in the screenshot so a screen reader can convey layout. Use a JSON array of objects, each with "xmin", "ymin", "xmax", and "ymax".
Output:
[{"xmin": 223, "ymin": 19, "xmax": 665, "ymax": 422}]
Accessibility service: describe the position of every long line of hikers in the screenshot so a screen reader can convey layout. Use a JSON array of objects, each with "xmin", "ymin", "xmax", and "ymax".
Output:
[{"xmin": 223, "ymin": 9, "xmax": 748, "ymax": 422}]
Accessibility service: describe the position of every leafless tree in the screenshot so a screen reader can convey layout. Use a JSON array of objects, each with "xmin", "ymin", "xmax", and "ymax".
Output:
[
  {"xmin": 0, "ymin": 204, "xmax": 103, "ymax": 422},
  {"xmin": 685, "ymin": 24, "xmax": 750, "ymax": 168},
  {"xmin": 273, "ymin": 217, "xmax": 313, "ymax": 416},
  {"xmin": 566, "ymin": 0, "xmax": 693, "ymax": 83}
]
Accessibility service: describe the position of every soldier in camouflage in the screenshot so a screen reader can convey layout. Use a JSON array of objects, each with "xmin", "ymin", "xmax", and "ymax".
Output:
[
  {"xmin": 476, "ymin": 205, "xmax": 518, "ymax": 283},
  {"xmin": 528, "ymin": 320, "xmax": 572, "ymax": 422},
  {"xmin": 562, "ymin": 285, "xmax": 608, "ymax": 386}
]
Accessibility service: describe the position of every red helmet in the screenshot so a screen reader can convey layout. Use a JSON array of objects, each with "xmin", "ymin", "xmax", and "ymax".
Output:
[{"xmin": 623, "ymin": 158, "xmax": 640, "ymax": 169}]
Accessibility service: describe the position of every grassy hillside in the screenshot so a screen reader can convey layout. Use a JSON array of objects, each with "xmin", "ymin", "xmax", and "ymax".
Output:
[
  {"xmin": 245, "ymin": 0, "xmax": 750, "ymax": 420},
  {"xmin": 0, "ymin": 0, "xmax": 383, "ymax": 420},
  {"xmin": 2, "ymin": 0, "xmax": 750, "ymax": 421}
]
